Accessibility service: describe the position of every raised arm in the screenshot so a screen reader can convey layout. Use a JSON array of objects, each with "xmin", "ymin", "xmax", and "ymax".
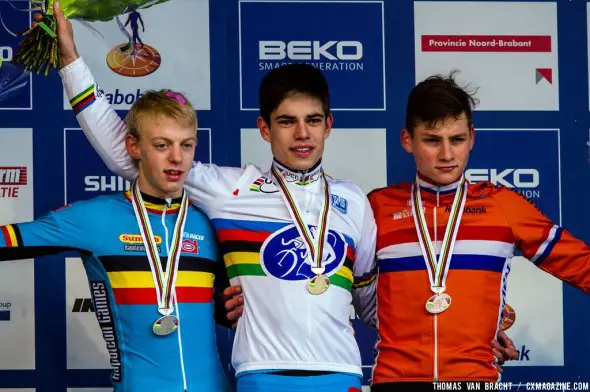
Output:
[
  {"xmin": 51, "ymin": 1, "xmax": 136, "ymax": 182},
  {"xmin": 60, "ymin": 59, "xmax": 137, "ymax": 181}
]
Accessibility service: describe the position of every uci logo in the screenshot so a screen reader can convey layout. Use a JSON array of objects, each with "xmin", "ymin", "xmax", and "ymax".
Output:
[{"xmin": 260, "ymin": 225, "xmax": 347, "ymax": 280}]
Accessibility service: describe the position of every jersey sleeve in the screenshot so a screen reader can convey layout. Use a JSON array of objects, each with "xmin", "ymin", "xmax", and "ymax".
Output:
[
  {"xmin": 351, "ymin": 194, "xmax": 378, "ymax": 328},
  {"xmin": 212, "ymin": 251, "xmax": 232, "ymax": 329},
  {"xmin": 60, "ymin": 58, "xmax": 134, "ymax": 182},
  {"xmin": 0, "ymin": 203, "xmax": 93, "ymax": 261},
  {"xmin": 59, "ymin": 58, "xmax": 246, "ymax": 213},
  {"xmin": 493, "ymin": 187, "xmax": 590, "ymax": 293}
]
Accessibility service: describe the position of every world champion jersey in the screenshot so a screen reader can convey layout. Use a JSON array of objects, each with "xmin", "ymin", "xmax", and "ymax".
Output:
[
  {"xmin": 0, "ymin": 192, "xmax": 230, "ymax": 392},
  {"xmin": 367, "ymin": 174, "xmax": 590, "ymax": 383},
  {"xmin": 60, "ymin": 58, "xmax": 378, "ymax": 376}
]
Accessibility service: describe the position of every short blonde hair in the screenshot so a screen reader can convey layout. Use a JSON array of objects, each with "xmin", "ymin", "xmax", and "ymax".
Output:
[{"xmin": 126, "ymin": 90, "xmax": 197, "ymax": 140}]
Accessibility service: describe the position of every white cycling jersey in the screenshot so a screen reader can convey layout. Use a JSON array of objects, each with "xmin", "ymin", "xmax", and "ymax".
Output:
[{"xmin": 60, "ymin": 58, "xmax": 378, "ymax": 376}]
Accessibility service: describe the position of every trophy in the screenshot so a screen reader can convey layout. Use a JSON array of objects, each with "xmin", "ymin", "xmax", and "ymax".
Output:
[{"xmin": 11, "ymin": 0, "xmax": 169, "ymax": 75}]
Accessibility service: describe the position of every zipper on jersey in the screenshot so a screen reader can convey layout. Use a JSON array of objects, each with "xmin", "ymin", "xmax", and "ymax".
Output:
[
  {"xmin": 161, "ymin": 204, "xmax": 188, "ymax": 391},
  {"xmin": 433, "ymin": 188, "xmax": 440, "ymax": 381}
]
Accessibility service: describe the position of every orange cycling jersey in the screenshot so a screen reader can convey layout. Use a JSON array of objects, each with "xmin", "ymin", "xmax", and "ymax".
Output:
[{"xmin": 368, "ymin": 175, "xmax": 590, "ymax": 383}]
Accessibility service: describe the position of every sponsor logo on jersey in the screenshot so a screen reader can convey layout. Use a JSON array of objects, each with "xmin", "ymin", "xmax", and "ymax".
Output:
[
  {"xmin": 0, "ymin": 166, "xmax": 27, "ymax": 199},
  {"xmin": 90, "ymin": 281, "xmax": 122, "ymax": 382},
  {"xmin": 260, "ymin": 224, "xmax": 346, "ymax": 281},
  {"xmin": 444, "ymin": 205, "xmax": 487, "ymax": 214},
  {"xmin": 250, "ymin": 176, "xmax": 279, "ymax": 193},
  {"xmin": 331, "ymin": 194, "xmax": 348, "ymax": 214},
  {"xmin": 123, "ymin": 244, "xmax": 162, "ymax": 253},
  {"xmin": 183, "ymin": 232, "xmax": 205, "ymax": 241},
  {"xmin": 393, "ymin": 210, "xmax": 413, "ymax": 220},
  {"xmin": 119, "ymin": 234, "xmax": 163, "ymax": 245},
  {"xmin": 181, "ymin": 239, "xmax": 199, "ymax": 254}
]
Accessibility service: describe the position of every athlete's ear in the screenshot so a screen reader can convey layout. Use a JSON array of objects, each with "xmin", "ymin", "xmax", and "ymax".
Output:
[
  {"xmin": 126, "ymin": 134, "xmax": 141, "ymax": 160},
  {"xmin": 324, "ymin": 114, "xmax": 333, "ymax": 140},
  {"xmin": 469, "ymin": 124, "xmax": 475, "ymax": 151},
  {"xmin": 401, "ymin": 128, "xmax": 413, "ymax": 154},
  {"xmin": 258, "ymin": 116, "xmax": 271, "ymax": 143}
]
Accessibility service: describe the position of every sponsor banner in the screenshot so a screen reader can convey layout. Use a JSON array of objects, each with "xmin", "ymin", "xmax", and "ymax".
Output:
[
  {"xmin": 468, "ymin": 128, "xmax": 563, "ymax": 366},
  {"xmin": 63, "ymin": 128, "xmax": 212, "ymax": 204},
  {"xmin": 239, "ymin": 1, "xmax": 385, "ymax": 110},
  {"xmin": 0, "ymin": 129, "xmax": 35, "ymax": 370},
  {"xmin": 414, "ymin": 2, "xmax": 558, "ymax": 110},
  {"xmin": 64, "ymin": 0, "xmax": 210, "ymax": 110},
  {"xmin": 0, "ymin": 3, "xmax": 32, "ymax": 110},
  {"xmin": 240, "ymin": 128, "xmax": 387, "ymax": 193},
  {"xmin": 66, "ymin": 257, "xmax": 111, "ymax": 370}
]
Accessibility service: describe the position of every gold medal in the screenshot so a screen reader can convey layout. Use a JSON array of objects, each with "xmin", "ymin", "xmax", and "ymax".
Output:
[
  {"xmin": 308, "ymin": 274, "xmax": 330, "ymax": 295},
  {"xmin": 425, "ymin": 293, "xmax": 452, "ymax": 314},
  {"xmin": 272, "ymin": 164, "xmax": 332, "ymax": 296}
]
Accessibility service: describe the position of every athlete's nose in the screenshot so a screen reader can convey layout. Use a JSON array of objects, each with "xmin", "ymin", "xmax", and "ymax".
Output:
[
  {"xmin": 169, "ymin": 145, "xmax": 182, "ymax": 163},
  {"xmin": 294, "ymin": 120, "xmax": 311, "ymax": 140},
  {"xmin": 439, "ymin": 139, "xmax": 453, "ymax": 161}
]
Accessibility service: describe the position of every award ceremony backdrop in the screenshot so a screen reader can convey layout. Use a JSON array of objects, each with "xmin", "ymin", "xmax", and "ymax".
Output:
[{"xmin": 1, "ymin": 0, "xmax": 589, "ymax": 390}]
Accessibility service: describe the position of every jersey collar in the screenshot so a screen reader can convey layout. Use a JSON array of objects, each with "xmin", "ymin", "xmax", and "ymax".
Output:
[
  {"xmin": 417, "ymin": 171, "xmax": 463, "ymax": 195},
  {"xmin": 123, "ymin": 189, "xmax": 184, "ymax": 214},
  {"xmin": 272, "ymin": 158, "xmax": 323, "ymax": 186}
]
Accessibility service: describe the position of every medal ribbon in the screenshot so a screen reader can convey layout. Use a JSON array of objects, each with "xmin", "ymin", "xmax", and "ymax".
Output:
[
  {"xmin": 130, "ymin": 182, "xmax": 189, "ymax": 314},
  {"xmin": 410, "ymin": 174, "xmax": 467, "ymax": 293},
  {"xmin": 271, "ymin": 164, "xmax": 331, "ymax": 274}
]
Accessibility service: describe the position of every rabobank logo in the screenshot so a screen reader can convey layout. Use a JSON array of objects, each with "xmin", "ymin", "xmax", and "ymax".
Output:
[
  {"xmin": 260, "ymin": 224, "xmax": 347, "ymax": 281},
  {"xmin": 240, "ymin": 1, "xmax": 385, "ymax": 110},
  {"xmin": 468, "ymin": 129, "xmax": 560, "ymax": 222},
  {"xmin": 0, "ymin": 3, "xmax": 32, "ymax": 109}
]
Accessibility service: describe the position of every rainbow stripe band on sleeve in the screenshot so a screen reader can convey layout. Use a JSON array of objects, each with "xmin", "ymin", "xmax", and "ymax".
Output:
[
  {"xmin": 353, "ymin": 270, "xmax": 377, "ymax": 289},
  {"xmin": 70, "ymin": 85, "xmax": 96, "ymax": 114},
  {"xmin": 1, "ymin": 224, "xmax": 22, "ymax": 247}
]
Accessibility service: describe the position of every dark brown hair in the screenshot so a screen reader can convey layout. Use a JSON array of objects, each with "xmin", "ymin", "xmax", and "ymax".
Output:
[
  {"xmin": 405, "ymin": 71, "xmax": 479, "ymax": 135},
  {"xmin": 259, "ymin": 64, "xmax": 330, "ymax": 125}
]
